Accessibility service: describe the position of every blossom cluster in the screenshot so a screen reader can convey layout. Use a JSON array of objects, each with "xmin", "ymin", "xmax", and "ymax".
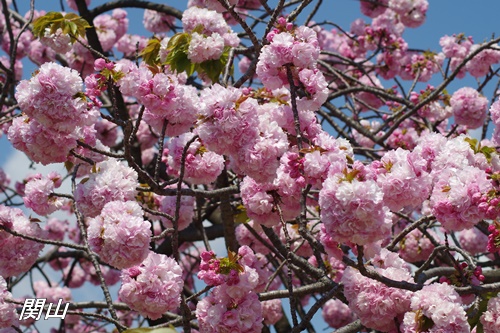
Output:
[
  {"xmin": 9, "ymin": 62, "xmax": 98, "ymax": 164},
  {"xmin": 74, "ymin": 158, "xmax": 139, "ymax": 218},
  {"xmin": 87, "ymin": 200, "xmax": 151, "ymax": 269},
  {"xmin": 196, "ymin": 247, "xmax": 267, "ymax": 333},
  {"xmin": 342, "ymin": 265, "xmax": 412, "ymax": 331},
  {"xmin": 257, "ymin": 18, "xmax": 328, "ymax": 112},
  {"xmin": 0, "ymin": 276, "xmax": 17, "ymax": 328},
  {"xmin": 119, "ymin": 252, "xmax": 184, "ymax": 320},
  {"xmin": 23, "ymin": 171, "xmax": 63, "ymax": 216},
  {"xmin": 401, "ymin": 283, "xmax": 469, "ymax": 332},
  {"xmin": 3, "ymin": 1, "xmax": 500, "ymax": 333},
  {"xmin": 182, "ymin": 6, "xmax": 240, "ymax": 64},
  {"xmin": 0, "ymin": 205, "xmax": 46, "ymax": 277},
  {"xmin": 118, "ymin": 62, "xmax": 200, "ymax": 137}
]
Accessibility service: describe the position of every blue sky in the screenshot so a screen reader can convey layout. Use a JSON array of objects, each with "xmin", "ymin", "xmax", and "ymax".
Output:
[
  {"xmin": 3, "ymin": 1, "xmax": 500, "ymax": 167},
  {"xmin": 3, "ymin": 1, "xmax": 500, "ymax": 331}
]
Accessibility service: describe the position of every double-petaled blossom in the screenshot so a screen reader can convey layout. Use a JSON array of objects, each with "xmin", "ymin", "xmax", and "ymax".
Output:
[
  {"xmin": 466, "ymin": 44, "xmax": 500, "ymax": 78},
  {"xmin": 400, "ymin": 283, "xmax": 469, "ymax": 332},
  {"xmin": 481, "ymin": 295, "xmax": 500, "ymax": 333},
  {"xmin": 9, "ymin": 62, "xmax": 98, "ymax": 164},
  {"xmin": 119, "ymin": 63, "xmax": 200, "ymax": 137},
  {"xmin": 15, "ymin": 62, "xmax": 98, "ymax": 133},
  {"xmin": 450, "ymin": 87, "xmax": 488, "ymax": 129},
  {"xmin": 74, "ymin": 158, "xmax": 138, "ymax": 218},
  {"xmin": 23, "ymin": 172, "xmax": 63, "ymax": 216},
  {"xmin": 0, "ymin": 205, "xmax": 46, "ymax": 277},
  {"xmin": 196, "ymin": 246, "xmax": 264, "ymax": 333},
  {"xmin": 182, "ymin": 6, "xmax": 240, "ymax": 47},
  {"xmin": 87, "ymin": 201, "xmax": 151, "ymax": 269},
  {"xmin": 158, "ymin": 185, "xmax": 195, "ymax": 231},
  {"xmin": 430, "ymin": 165, "xmax": 491, "ymax": 231},
  {"xmin": 165, "ymin": 132, "xmax": 225, "ymax": 184},
  {"xmin": 322, "ymin": 298, "xmax": 356, "ymax": 329},
  {"xmin": 119, "ymin": 252, "xmax": 184, "ymax": 320},
  {"xmin": 389, "ymin": 0, "xmax": 428, "ymax": 28},
  {"xmin": 319, "ymin": 165, "xmax": 393, "ymax": 246},
  {"xmin": 341, "ymin": 260, "xmax": 413, "ymax": 332},
  {"xmin": 143, "ymin": 9, "xmax": 175, "ymax": 33},
  {"xmin": 0, "ymin": 276, "xmax": 18, "ymax": 328}
]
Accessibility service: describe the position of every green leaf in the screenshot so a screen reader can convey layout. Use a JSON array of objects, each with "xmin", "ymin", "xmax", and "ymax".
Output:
[
  {"xmin": 79, "ymin": 177, "xmax": 89, "ymax": 185},
  {"xmin": 464, "ymin": 137, "xmax": 479, "ymax": 153},
  {"xmin": 234, "ymin": 205, "xmax": 249, "ymax": 224},
  {"xmin": 192, "ymin": 24, "xmax": 205, "ymax": 34},
  {"xmin": 33, "ymin": 12, "xmax": 63, "ymax": 38},
  {"xmin": 199, "ymin": 60, "xmax": 221, "ymax": 82},
  {"xmin": 480, "ymin": 146, "xmax": 496, "ymax": 162},
  {"xmin": 165, "ymin": 47, "xmax": 195, "ymax": 76},
  {"xmin": 64, "ymin": 161, "xmax": 74, "ymax": 172},
  {"xmin": 219, "ymin": 250, "xmax": 244, "ymax": 275},
  {"xmin": 73, "ymin": 91, "xmax": 87, "ymax": 100},
  {"xmin": 464, "ymin": 136, "xmax": 496, "ymax": 162},
  {"xmin": 140, "ymin": 38, "xmax": 162, "ymax": 67},
  {"xmin": 414, "ymin": 309, "xmax": 434, "ymax": 332},
  {"xmin": 32, "ymin": 11, "xmax": 90, "ymax": 43},
  {"xmin": 167, "ymin": 32, "xmax": 190, "ymax": 51},
  {"xmin": 198, "ymin": 47, "xmax": 231, "ymax": 83},
  {"xmin": 112, "ymin": 70, "xmax": 125, "ymax": 82},
  {"xmin": 163, "ymin": 32, "xmax": 197, "ymax": 76}
]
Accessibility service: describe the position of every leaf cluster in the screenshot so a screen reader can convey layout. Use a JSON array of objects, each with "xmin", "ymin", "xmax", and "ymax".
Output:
[
  {"xmin": 32, "ymin": 12, "xmax": 91, "ymax": 43},
  {"xmin": 140, "ymin": 27, "xmax": 232, "ymax": 83},
  {"xmin": 465, "ymin": 137, "xmax": 496, "ymax": 162}
]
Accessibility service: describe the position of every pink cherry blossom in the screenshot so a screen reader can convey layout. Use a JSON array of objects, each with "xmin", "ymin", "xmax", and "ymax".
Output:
[
  {"xmin": 450, "ymin": 87, "xmax": 488, "ymax": 129},
  {"xmin": 196, "ymin": 288, "xmax": 263, "ymax": 333},
  {"xmin": 188, "ymin": 32, "xmax": 225, "ymax": 63},
  {"xmin": 196, "ymin": 84, "xmax": 259, "ymax": 156},
  {"xmin": 15, "ymin": 62, "xmax": 98, "ymax": 133},
  {"xmin": 93, "ymin": 9, "xmax": 129, "ymax": 52},
  {"xmin": 389, "ymin": 0, "xmax": 428, "ymax": 28},
  {"xmin": 0, "ymin": 205, "xmax": 46, "ymax": 277},
  {"xmin": 342, "ymin": 264, "xmax": 412, "ymax": 331},
  {"xmin": 182, "ymin": 7, "xmax": 240, "ymax": 47},
  {"xmin": 374, "ymin": 148, "xmax": 432, "ymax": 211},
  {"xmin": 430, "ymin": 165, "xmax": 491, "ymax": 231},
  {"xmin": 119, "ymin": 252, "xmax": 183, "ymax": 320},
  {"xmin": 143, "ymin": 9, "xmax": 175, "ymax": 33},
  {"xmin": 401, "ymin": 283, "xmax": 469, "ymax": 332},
  {"xmin": 261, "ymin": 299, "xmax": 283, "ymax": 325},
  {"xmin": 87, "ymin": 200, "xmax": 151, "ymax": 269},
  {"xmin": 23, "ymin": 172, "xmax": 63, "ymax": 216},
  {"xmin": 39, "ymin": 28, "xmax": 72, "ymax": 54},
  {"xmin": 396, "ymin": 227, "xmax": 436, "ymax": 263},
  {"xmin": 322, "ymin": 298, "xmax": 356, "ymax": 329},
  {"xmin": 74, "ymin": 158, "xmax": 139, "ymax": 218},
  {"xmin": 319, "ymin": 171, "xmax": 393, "ymax": 245},
  {"xmin": 466, "ymin": 44, "xmax": 500, "ymax": 78},
  {"xmin": 7, "ymin": 115, "xmax": 83, "ymax": 165},
  {"xmin": 165, "ymin": 132, "xmax": 224, "ymax": 184},
  {"xmin": 480, "ymin": 295, "xmax": 500, "ymax": 333},
  {"xmin": 458, "ymin": 227, "xmax": 488, "ymax": 255},
  {"xmin": 360, "ymin": 0, "xmax": 388, "ymax": 18},
  {"xmin": 118, "ymin": 63, "xmax": 200, "ymax": 137},
  {"xmin": 0, "ymin": 276, "xmax": 18, "ymax": 329},
  {"xmin": 158, "ymin": 185, "xmax": 195, "ymax": 231}
]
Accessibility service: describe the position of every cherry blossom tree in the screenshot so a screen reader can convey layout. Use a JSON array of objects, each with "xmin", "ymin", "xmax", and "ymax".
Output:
[{"xmin": 1, "ymin": 0, "xmax": 500, "ymax": 332}]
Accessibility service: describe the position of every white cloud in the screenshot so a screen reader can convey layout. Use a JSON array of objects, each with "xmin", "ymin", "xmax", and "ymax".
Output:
[{"xmin": 2, "ymin": 149, "xmax": 66, "ymax": 184}]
